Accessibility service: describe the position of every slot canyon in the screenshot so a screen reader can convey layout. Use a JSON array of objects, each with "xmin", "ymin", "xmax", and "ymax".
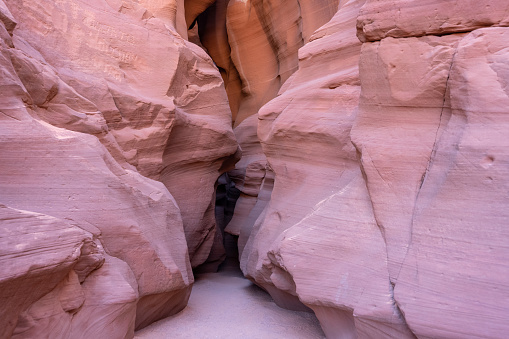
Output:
[{"xmin": 0, "ymin": 0, "xmax": 508, "ymax": 338}]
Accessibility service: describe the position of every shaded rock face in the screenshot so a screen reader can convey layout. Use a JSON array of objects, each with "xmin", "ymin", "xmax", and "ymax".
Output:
[
  {"xmin": 0, "ymin": 0, "xmax": 238, "ymax": 337},
  {"xmin": 2, "ymin": 0, "xmax": 509, "ymax": 338},
  {"xmin": 215, "ymin": 0, "xmax": 509, "ymax": 338}
]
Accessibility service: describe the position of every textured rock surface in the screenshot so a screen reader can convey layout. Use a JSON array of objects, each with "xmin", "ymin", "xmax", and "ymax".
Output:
[
  {"xmin": 0, "ymin": 205, "xmax": 91, "ymax": 338},
  {"xmin": 198, "ymin": 0, "xmax": 341, "ymax": 250},
  {"xmin": 4, "ymin": 0, "xmax": 238, "ymax": 267},
  {"xmin": 2, "ymin": 0, "xmax": 509, "ymax": 337},
  {"xmin": 392, "ymin": 27, "xmax": 509, "ymax": 338},
  {"xmin": 240, "ymin": 1, "xmax": 414, "ymax": 337},
  {"xmin": 0, "ymin": 0, "xmax": 237, "ymax": 336},
  {"xmin": 1, "ymin": 113, "xmax": 192, "ymax": 337},
  {"xmin": 352, "ymin": 33, "xmax": 463, "ymax": 282},
  {"xmin": 233, "ymin": 0, "xmax": 509, "ymax": 338},
  {"xmin": 357, "ymin": 0, "xmax": 509, "ymax": 42}
]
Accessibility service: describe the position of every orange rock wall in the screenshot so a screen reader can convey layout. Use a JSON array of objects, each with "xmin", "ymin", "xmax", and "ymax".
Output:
[{"xmin": 197, "ymin": 0, "xmax": 340, "ymax": 252}]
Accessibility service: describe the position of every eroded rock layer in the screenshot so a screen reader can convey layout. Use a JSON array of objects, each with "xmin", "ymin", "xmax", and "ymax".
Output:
[
  {"xmin": 0, "ymin": 0, "xmax": 237, "ymax": 337},
  {"xmin": 231, "ymin": 0, "xmax": 509, "ymax": 338},
  {"xmin": 197, "ymin": 0, "xmax": 341, "ymax": 255},
  {"xmin": 2, "ymin": 0, "xmax": 509, "ymax": 337}
]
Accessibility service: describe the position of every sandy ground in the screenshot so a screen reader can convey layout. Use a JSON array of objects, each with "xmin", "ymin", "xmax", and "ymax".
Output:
[{"xmin": 134, "ymin": 260, "xmax": 325, "ymax": 339}]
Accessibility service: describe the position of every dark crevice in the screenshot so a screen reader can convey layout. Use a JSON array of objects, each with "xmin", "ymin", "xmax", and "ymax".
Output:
[
  {"xmin": 186, "ymin": 3, "xmax": 244, "ymax": 272},
  {"xmin": 215, "ymin": 173, "xmax": 241, "ymax": 261},
  {"xmin": 188, "ymin": 18, "xmax": 198, "ymax": 30}
]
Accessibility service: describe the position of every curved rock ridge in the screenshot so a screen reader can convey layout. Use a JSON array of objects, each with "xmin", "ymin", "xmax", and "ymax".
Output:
[
  {"xmin": 198, "ymin": 0, "xmax": 340, "ymax": 126},
  {"xmin": 2, "ymin": 0, "xmax": 509, "ymax": 337},
  {"xmin": 0, "ymin": 0, "xmax": 238, "ymax": 336},
  {"xmin": 195, "ymin": 0, "xmax": 340, "ymax": 251},
  {"xmin": 240, "ymin": 1, "xmax": 415, "ymax": 337},
  {"xmin": 232, "ymin": 0, "xmax": 509, "ymax": 338}
]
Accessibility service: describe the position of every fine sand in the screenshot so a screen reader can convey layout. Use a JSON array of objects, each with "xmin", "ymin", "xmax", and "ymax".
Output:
[{"xmin": 134, "ymin": 260, "xmax": 325, "ymax": 339}]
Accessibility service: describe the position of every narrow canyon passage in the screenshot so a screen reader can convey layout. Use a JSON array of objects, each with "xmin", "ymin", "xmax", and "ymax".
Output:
[
  {"xmin": 134, "ymin": 257, "xmax": 325, "ymax": 339},
  {"xmin": 1, "ymin": 0, "xmax": 508, "ymax": 338}
]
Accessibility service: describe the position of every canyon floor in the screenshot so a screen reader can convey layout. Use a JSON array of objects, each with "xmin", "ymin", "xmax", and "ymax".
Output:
[{"xmin": 134, "ymin": 259, "xmax": 325, "ymax": 339}]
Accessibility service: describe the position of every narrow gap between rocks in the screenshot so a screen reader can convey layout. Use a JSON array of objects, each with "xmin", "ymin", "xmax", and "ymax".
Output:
[
  {"xmin": 132, "ymin": 2, "xmax": 327, "ymax": 336},
  {"xmin": 134, "ymin": 5, "xmax": 326, "ymax": 335},
  {"xmin": 134, "ymin": 175, "xmax": 325, "ymax": 338},
  {"xmin": 135, "ymin": 255, "xmax": 324, "ymax": 338},
  {"xmin": 214, "ymin": 173, "xmax": 241, "ymax": 271}
]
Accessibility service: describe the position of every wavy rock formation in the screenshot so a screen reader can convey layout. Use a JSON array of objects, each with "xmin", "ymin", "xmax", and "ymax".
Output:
[
  {"xmin": 233, "ymin": 0, "xmax": 509, "ymax": 338},
  {"xmin": 0, "ymin": 0, "xmax": 237, "ymax": 337},
  {"xmin": 240, "ymin": 1, "xmax": 416, "ymax": 337},
  {"xmin": 1, "ymin": 0, "xmax": 509, "ymax": 337},
  {"xmin": 197, "ymin": 0, "xmax": 340, "ymax": 252}
]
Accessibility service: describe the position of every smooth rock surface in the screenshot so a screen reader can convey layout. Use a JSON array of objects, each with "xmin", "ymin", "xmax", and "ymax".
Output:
[
  {"xmin": 234, "ymin": 0, "xmax": 509, "ymax": 338},
  {"xmin": 394, "ymin": 27, "xmax": 509, "ymax": 339},
  {"xmin": 351, "ymin": 33, "xmax": 462, "ymax": 281},
  {"xmin": 0, "ymin": 0, "xmax": 237, "ymax": 336}
]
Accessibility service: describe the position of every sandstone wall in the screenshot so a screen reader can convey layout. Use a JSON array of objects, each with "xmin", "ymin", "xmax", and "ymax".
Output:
[
  {"xmin": 196, "ymin": 0, "xmax": 340, "ymax": 250},
  {"xmin": 354, "ymin": 1, "xmax": 509, "ymax": 337},
  {"xmin": 236, "ymin": 0, "xmax": 509, "ymax": 338},
  {"xmin": 0, "ymin": 0, "xmax": 237, "ymax": 336},
  {"xmin": 2, "ymin": 0, "xmax": 509, "ymax": 337}
]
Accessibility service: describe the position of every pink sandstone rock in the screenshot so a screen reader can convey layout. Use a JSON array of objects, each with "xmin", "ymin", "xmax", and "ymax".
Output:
[
  {"xmin": 2, "ymin": 0, "xmax": 509, "ymax": 337},
  {"xmin": 225, "ymin": 114, "xmax": 268, "ymax": 237},
  {"xmin": 3, "ymin": 0, "xmax": 238, "ymax": 270},
  {"xmin": 13, "ymin": 255, "xmax": 139, "ymax": 339},
  {"xmin": 235, "ymin": 0, "xmax": 509, "ymax": 338},
  {"xmin": 351, "ymin": 33, "xmax": 463, "ymax": 282},
  {"xmin": 236, "ymin": 165, "xmax": 274, "ymax": 259},
  {"xmin": 357, "ymin": 0, "xmax": 509, "ymax": 42},
  {"xmin": 197, "ymin": 0, "xmax": 340, "ymax": 126},
  {"xmin": 351, "ymin": 5, "xmax": 509, "ymax": 339},
  {"xmin": 0, "ymin": 117, "xmax": 192, "ymax": 336},
  {"xmin": 0, "ymin": 205, "xmax": 92, "ymax": 338},
  {"xmin": 195, "ymin": 0, "xmax": 242, "ymax": 123},
  {"xmin": 197, "ymin": 1, "xmax": 341, "ymax": 254},
  {"xmin": 394, "ymin": 27, "xmax": 509, "ymax": 338},
  {"xmin": 223, "ymin": 0, "xmax": 340, "ymax": 127},
  {"xmin": 241, "ymin": 1, "xmax": 414, "ymax": 337},
  {"xmin": 0, "ymin": 0, "xmax": 238, "ymax": 336}
]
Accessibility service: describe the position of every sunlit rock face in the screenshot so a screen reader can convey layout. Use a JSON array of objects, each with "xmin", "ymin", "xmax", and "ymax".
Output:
[
  {"xmin": 0, "ymin": 0, "xmax": 238, "ymax": 336},
  {"xmin": 196, "ymin": 0, "xmax": 340, "ymax": 253},
  {"xmin": 233, "ymin": 0, "xmax": 509, "ymax": 338}
]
